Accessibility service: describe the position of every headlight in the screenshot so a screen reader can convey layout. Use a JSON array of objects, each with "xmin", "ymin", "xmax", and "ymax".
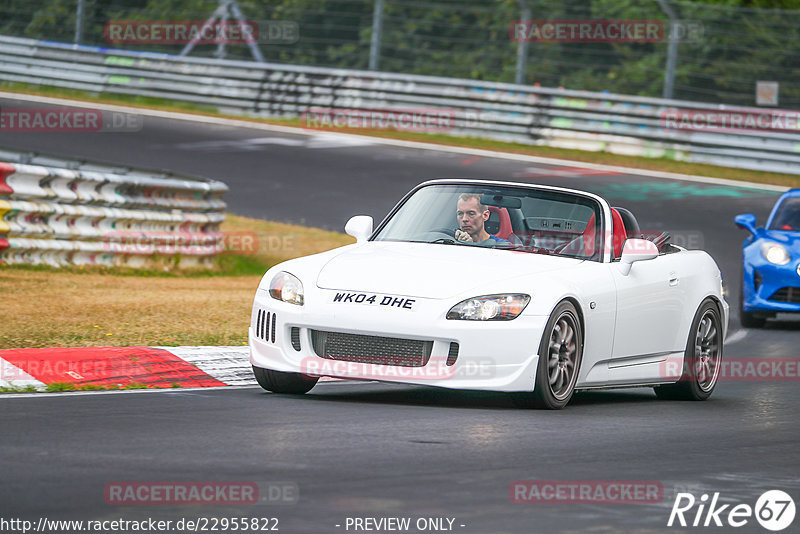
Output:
[
  {"xmin": 268, "ymin": 272, "xmax": 304, "ymax": 305},
  {"xmin": 446, "ymin": 294, "xmax": 530, "ymax": 321},
  {"xmin": 761, "ymin": 242, "xmax": 791, "ymax": 265}
]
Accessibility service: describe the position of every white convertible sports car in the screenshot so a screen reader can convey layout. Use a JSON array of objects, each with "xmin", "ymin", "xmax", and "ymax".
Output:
[{"xmin": 250, "ymin": 179, "xmax": 728, "ymax": 409}]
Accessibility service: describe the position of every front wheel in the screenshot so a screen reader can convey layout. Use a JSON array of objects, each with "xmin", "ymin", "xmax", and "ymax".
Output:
[
  {"xmin": 253, "ymin": 366, "xmax": 318, "ymax": 394},
  {"xmin": 512, "ymin": 301, "xmax": 583, "ymax": 410},
  {"xmin": 654, "ymin": 300, "xmax": 722, "ymax": 401}
]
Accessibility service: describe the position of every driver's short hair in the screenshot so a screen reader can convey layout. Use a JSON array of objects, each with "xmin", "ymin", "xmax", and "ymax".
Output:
[{"xmin": 458, "ymin": 193, "xmax": 486, "ymax": 213}]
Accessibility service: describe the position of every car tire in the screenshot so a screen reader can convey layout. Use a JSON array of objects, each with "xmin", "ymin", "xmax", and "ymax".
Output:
[
  {"xmin": 512, "ymin": 301, "xmax": 583, "ymax": 410},
  {"xmin": 739, "ymin": 270, "xmax": 766, "ymax": 328},
  {"xmin": 252, "ymin": 366, "xmax": 318, "ymax": 394},
  {"xmin": 654, "ymin": 299, "xmax": 722, "ymax": 401}
]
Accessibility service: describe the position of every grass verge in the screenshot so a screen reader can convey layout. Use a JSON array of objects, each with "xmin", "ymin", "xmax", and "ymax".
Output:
[
  {"xmin": 0, "ymin": 214, "xmax": 353, "ymax": 349},
  {"xmin": 2, "ymin": 83, "xmax": 798, "ymax": 189}
]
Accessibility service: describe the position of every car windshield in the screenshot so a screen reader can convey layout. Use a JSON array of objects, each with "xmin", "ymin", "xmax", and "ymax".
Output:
[
  {"xmin": 373, "ymin": 184, "xmax": 603, "ymax": 260},
  {"xmin": 769, "ymin": 197, "xmax": 800, "ymax": 231}
]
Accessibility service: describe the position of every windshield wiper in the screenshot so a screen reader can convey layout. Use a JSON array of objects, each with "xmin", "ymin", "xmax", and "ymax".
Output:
[
  {"xmin": 494, "ymin": 243, "xmax": 553, "ymax": 255},
  {"xmin": 406, "ymin": 238, "xmax": 466, "ymax": 245}
]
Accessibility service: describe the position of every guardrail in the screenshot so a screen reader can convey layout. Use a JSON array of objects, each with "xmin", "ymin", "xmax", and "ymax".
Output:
[
  {"xmin": 1, "ymin": 34, "xmax": 799, "ymax": 175},
  {"xmin": 0, "ymin": 148, "xmax": 228, "ymax": 268}
]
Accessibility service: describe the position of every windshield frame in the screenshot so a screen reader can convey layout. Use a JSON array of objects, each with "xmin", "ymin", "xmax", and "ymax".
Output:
[
  {"xmin": 370, "ymin": 179, "xmax": 613, "ymax": 263},
  {"xmin": 766, "ymin": 193, "xmax": 800, "ymax": 232}
]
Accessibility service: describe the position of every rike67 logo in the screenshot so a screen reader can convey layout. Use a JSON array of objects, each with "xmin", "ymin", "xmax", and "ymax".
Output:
[{"xmin": 668, "ymin": 490, "xmax": 795, "ymax": 531}]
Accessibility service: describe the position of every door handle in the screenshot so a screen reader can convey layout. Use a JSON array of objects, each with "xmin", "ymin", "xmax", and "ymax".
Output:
[{"xmin": 669, "ymin": 272, "xmax": 679, "ymax": 286}]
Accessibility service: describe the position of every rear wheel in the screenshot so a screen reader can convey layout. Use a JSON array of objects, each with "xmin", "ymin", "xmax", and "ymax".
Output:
[
  {"xmin": 654, "ymin": 300, "xmax": 722, "ymax": 401},
  {"xmin": 512, "ymin": 301, "xmax": 583, "ymax": 410},
  {"xmin": 252, "ymin": 366, "xmax": 318, "ymax": 394}
]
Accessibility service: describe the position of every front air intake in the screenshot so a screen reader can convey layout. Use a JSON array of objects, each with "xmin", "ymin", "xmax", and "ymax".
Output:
[
  {"xmin": 446, "ymin": 342, "xmax": 460, "ymax": 366},
  {"xmin": 310, "ymin": 330, "xmax": 433, "ymax": 367},
  {"xmin": 769, "ymin": 287, "xmax": 800, "ymax": 304},
  {"xmin": 255, "ymin": 310, "xmax": 276, "ymax": 343},
  {"xmin": 291, "ymin": 327, "xmax": 301, "ymax": 351}
]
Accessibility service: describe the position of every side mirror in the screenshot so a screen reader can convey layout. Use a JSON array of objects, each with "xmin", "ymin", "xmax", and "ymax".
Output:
[
  {"xmin": 345, "ymin": 215, "xmax": 373, "ymax": 243},
  {"xmin": 734, "ymin": 213, "xmax": 758, "ymax": 236},
  {"xmin": 618, "ymin": 239, "xmax": 659, "ymax": 276}
]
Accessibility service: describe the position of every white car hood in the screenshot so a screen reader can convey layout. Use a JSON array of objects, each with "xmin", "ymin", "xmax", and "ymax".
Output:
[{"xmin": 315, "ymin": 241, "xmax": 582, "ymax": 299}]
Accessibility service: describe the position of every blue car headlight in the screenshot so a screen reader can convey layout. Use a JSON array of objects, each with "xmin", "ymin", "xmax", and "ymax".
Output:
[
  {"xmin": 446, "ymin": 294, "xmax": 530, "ymax": 321},
  {"xmin": 268, "ymin": 272, "xmax": 304, "ymax": 305},
  {"xmin": 761, "ymin": 242, "xmax": 791, "ymax": 265}
]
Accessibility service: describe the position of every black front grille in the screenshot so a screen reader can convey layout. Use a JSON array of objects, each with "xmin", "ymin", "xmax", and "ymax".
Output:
[
  {"xmin": 769, "ymin": 287, "xmax": 800, "ymax": 304},
  {"xmin": 446, "ymin": 342, "xmax": 460, "ymax": 366},
  {"xmin": 310, "ymin": 330, "xmax": 433, "ymax": 367},
  {"xmin": 255, "ymin": 310, "xmax": 276, "ymax": 343},
  {"xmin": 291, "ymin": 327, "xmax": 301, "ymax": 351}
]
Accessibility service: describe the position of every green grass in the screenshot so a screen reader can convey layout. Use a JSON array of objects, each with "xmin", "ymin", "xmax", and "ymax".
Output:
[
  {"xmin": 0, "ymin": 213, "xmax": 355, "ymax": 349},
  {"xmin": 38, "ymin": 381, "xmax": 157, "ymax": 392},
  {"xmin": 44, "ymin": 382, "xmax": 80, "ymax": 392},
  {"xmin": 0, "ymin": 385, "xmax": 40, "ymax": 393},
  {"xmin": 1, "ymin": 256, "xmax": 266, "ymax": 278}
]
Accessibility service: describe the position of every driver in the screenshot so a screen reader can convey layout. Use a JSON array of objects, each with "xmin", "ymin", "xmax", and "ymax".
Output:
[{"xmin": 454, "ymin": 193, "xmax": 509, "ymax": 245}]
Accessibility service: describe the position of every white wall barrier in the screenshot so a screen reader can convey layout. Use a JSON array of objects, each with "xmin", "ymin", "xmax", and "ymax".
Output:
[{"xmin": 0, "ymin": 152, "xmax": 227, "ymax": 268}]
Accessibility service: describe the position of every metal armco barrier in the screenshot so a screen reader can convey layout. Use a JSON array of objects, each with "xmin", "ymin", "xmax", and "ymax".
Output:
[
  {"xmin": 1, "ymin": 34, "xmax": 799, "ymax": 175},
  {"xmin": 0, "ymin": 149, "xmax": 227, "ymax": 268}
]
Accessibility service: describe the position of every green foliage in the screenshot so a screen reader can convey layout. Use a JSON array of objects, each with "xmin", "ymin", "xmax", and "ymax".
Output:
[
  {"xmin": 45, "ymin": 382, "xmax": 78, "ymax": 391},
  {"xmin": 123, "ymin": 382, "xmax": 150, "ymax": 389},
  {"xmin": 0, "ymin": 385, "xmax": 40, "ymax": 393},
  {"xmin": 1, "ymin": 0, "xmax": 798, "ymax": 105}
]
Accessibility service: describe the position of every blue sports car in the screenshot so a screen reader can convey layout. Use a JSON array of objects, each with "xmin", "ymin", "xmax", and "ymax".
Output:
[{"xmin": 735, "ymin": 189, "xmax": 800, "ymax": 328}]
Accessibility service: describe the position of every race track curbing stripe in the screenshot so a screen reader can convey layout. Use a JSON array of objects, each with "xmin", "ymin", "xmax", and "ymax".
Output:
[
  {"xmin": 0, "ymin": 347, "xmax": 228, "ymax": 390},
  {"xmin": 159, "ymin": 346, "xmax": 256, "ymax": 386},
  {"xmin": 0, "ymin": 346, "xmax": 346, "ymax": 392},
  {"xmin": 0, "ymin": 356, "xmax": 46, "ymax": 390}
]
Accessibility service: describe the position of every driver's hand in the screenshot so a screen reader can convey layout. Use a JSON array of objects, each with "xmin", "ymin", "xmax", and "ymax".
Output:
[{"xmin": 455, "ymin": 229, "xmax": 473, "ymax": 242}]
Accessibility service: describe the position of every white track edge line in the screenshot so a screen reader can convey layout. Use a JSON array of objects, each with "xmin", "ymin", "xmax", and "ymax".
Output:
[{"xmin": 0, "ymin": 91, "xmax": 789, "ymax": 193}]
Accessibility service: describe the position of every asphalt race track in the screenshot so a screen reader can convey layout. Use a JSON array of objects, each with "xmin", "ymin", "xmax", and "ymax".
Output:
[{"xmin": 1, "ymin": 96, "xmax": 799, "ymax": 533}]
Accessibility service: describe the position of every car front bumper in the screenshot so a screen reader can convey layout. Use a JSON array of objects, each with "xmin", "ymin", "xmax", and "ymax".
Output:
[
  {"xmin": 249, "ymin": 288, "xmax": 549, "ymax": 392},
  {"xmin": 742, "ymin": 259, "xmax": 800, "ymax": 314}
]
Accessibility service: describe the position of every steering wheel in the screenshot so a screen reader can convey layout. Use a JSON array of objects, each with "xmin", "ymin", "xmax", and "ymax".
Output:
[
  {"xmin": 553, "ymin": 240, "xmax": 572, "ymax": 254},
  {"xmin": 428, "ymin": 227, "xmax": 456, "ymax": 237}
]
